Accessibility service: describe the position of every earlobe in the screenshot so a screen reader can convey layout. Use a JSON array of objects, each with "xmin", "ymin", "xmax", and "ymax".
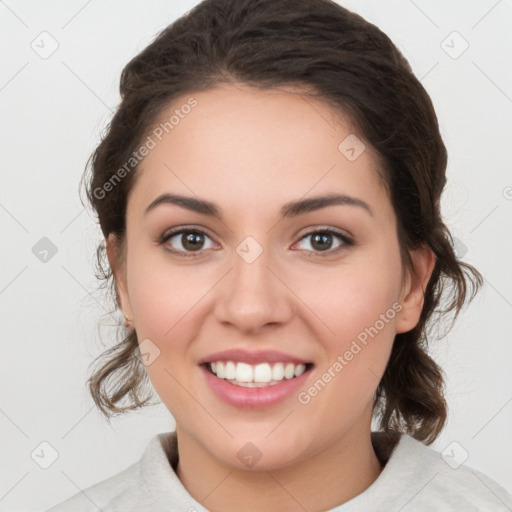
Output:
[
  {"xmin": 106, "ymin": 234, "xmax": 133, "ymax": 323},
  {"xmin": 395, "ymin": 245, "xmax": 436, "ymax": 334}
]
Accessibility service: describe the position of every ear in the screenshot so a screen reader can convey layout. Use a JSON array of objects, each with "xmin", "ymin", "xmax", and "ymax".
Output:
[
  {"xmin": 106, "ymin": 234, "xmax": 133, "ymax": 322},
  {"xmin": 395, "ymin": 244, "xmax": 436, "ymax": 334}
]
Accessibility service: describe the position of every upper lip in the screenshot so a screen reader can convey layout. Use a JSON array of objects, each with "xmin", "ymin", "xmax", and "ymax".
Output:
[{"xmin": 198, "ymin": 348, "xmax": 312, "ymax": 366}]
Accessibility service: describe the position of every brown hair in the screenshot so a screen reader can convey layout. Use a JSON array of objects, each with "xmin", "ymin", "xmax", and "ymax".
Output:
[{"xmin": 82, "ymin": 0, "xmax": 482, "ymax": 444}]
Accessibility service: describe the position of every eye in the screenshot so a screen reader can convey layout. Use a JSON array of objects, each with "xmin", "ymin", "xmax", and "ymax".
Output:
[
  {"xmin": 293, "ymin": 228, "xmax": 353, "ymax": 256},
  {"xmin": 159, "ymin": 227, "xmax": 217, "ymax": 257},
  {"xmin": 159, "ymin": 226, "xmax": 353, "ymax": 258}
]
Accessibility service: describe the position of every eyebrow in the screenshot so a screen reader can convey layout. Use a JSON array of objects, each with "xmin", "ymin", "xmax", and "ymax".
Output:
[{"xmin": 144, "ymin": 192, "xmax": 373, "ymax": 219}]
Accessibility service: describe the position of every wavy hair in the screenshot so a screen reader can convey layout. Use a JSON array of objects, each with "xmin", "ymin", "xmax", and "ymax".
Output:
[{"xmin": 81, "ymin": 0, "xmax": 482, "ymax": 443}]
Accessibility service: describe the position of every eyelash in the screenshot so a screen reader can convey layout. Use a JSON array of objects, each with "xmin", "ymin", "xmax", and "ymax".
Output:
[{"xmin": 158, "ymin": 225, "xmax": 354, "ymax": 259}]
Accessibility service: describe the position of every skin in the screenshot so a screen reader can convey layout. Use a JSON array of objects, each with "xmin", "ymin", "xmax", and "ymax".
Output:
[{"xmin": 107, "ymin": 83, "xmax": 435, "ymax": 512}]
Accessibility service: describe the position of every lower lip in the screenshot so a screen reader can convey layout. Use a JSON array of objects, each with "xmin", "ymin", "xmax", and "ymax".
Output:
[{"xmin": 201, "ymin": 365, "xmax": 312, "ymax": 409}]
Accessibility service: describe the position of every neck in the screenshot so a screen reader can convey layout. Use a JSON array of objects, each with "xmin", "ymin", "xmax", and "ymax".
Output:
[{"xmin": 175, "ymin": 423, "xmax": 382, "ymax": 512}]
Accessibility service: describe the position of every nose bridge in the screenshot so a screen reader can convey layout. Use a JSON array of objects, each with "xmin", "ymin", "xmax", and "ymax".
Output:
[
  {"xmin": 214, "ymin": 233, "xmax": 294, "ymax": 331},
  {"xmin": 232, "ymin": 234, "xmax": 279, "ymax": 304}
]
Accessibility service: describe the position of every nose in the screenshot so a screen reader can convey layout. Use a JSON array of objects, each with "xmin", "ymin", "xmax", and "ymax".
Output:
[{"xmin": 213, "ymin": 239, "xmax": 295, "ymax": 334}]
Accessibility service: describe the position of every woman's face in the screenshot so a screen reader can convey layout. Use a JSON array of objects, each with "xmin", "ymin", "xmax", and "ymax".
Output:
[{"xmin": 110, "ymin": 84, "xmax": 431, "ymax": 470}]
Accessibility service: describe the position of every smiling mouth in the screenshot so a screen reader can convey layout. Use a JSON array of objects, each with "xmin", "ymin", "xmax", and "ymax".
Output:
[{"xmin": 202, "ymin": 361, "xmax": 314, "ymax": 387}]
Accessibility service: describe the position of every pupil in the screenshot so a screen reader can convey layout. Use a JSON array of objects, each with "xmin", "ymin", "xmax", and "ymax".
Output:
[
  {"xmin": 183, "ymin": 232, "xmax": 203, "ymax": 251},
  {"xmin": 312, "ymin": 233, "xmax": 331, "ymax": 251}
]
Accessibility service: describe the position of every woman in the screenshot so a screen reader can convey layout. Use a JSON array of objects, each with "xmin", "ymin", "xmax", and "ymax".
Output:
[{"xmin": 47, "ymin": 0, "xmax": 512, "ymax": 510}]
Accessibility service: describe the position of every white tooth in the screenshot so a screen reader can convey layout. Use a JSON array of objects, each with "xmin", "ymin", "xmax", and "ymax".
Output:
[
  {"xmin": 284, "ymin": 363, "xmax": 295, "ymax": 379},
  {"xmin": 213, "ymin": 360, "xmax": 307, "ymax": 383},
  {"xmin": 272, "ymin": 363, "xmax": 285, "ymax": 381},
  {"xmin": 254, "ymin": 363, "xmax": 272, "ymax": 383},
  {"xmin": 294, "ymin": 364, "xmax": 306, "ymax": 377},
  {"xmin": 216, "ymin": 361, "xmax": 226, "ymax": 379},
  {"xmin": 225, "ymin": 361, "xmax": 236, "ymax": 379},
  {"xmin": 235, "ymin": 362, "xmax": 253, "ymax": 382}
]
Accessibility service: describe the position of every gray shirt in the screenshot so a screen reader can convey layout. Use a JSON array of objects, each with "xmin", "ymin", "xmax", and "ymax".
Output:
[{"xmin": 46, "ymin": 431, "xmax": 512, "ymax": 511}]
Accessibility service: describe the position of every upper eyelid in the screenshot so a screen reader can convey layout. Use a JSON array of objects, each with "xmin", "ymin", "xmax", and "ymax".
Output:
[{"xmin": 162, "ymin": 225, "xmax": 216, "ymax": 242}]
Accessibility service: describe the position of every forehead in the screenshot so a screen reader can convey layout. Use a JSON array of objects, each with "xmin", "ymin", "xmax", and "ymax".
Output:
[{"xmin": 128, "ymin": 84, "xmax": 391, "ymax": 224}]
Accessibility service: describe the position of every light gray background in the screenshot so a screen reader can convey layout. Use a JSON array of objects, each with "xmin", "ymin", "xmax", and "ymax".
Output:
[{"xmin": 1, "ymin": 1, "xmax": 511, "ymax": 510}]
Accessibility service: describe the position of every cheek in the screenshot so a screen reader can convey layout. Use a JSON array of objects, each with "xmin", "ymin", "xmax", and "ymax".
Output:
[
  {"xmin": 297, "ymin": 252, "xmax": 403, "ymax": 346},
  {"xmin": 293, "ymin": 250, "xmax": 402, "ymax": 405},
  {"xmin": 126, "ymin": 247, "xmax": 212, "ymax": 339},
  {"xmin": 295, "ymin": 278, "xmax": 399, "ymax": 437},
  {"xmin": 125, "ymin": 252, "xmax": 213, "ymax": 410}
]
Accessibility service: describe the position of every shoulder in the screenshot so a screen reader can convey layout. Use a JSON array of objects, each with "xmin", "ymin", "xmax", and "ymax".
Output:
[
  {"xmin": 45, "ymin": 431, "xmax": 205, "ymax": 512},
  {"xmin": 44, "ymin": 460, "xmax": 142, "ymax": 512},
  {"xmin": 44, "ymin": 432, "xmax": 185, "ymax": 512},
  {"xmin": 361, "ymin": 433, "xmax": 512, "ymax": 511}
]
